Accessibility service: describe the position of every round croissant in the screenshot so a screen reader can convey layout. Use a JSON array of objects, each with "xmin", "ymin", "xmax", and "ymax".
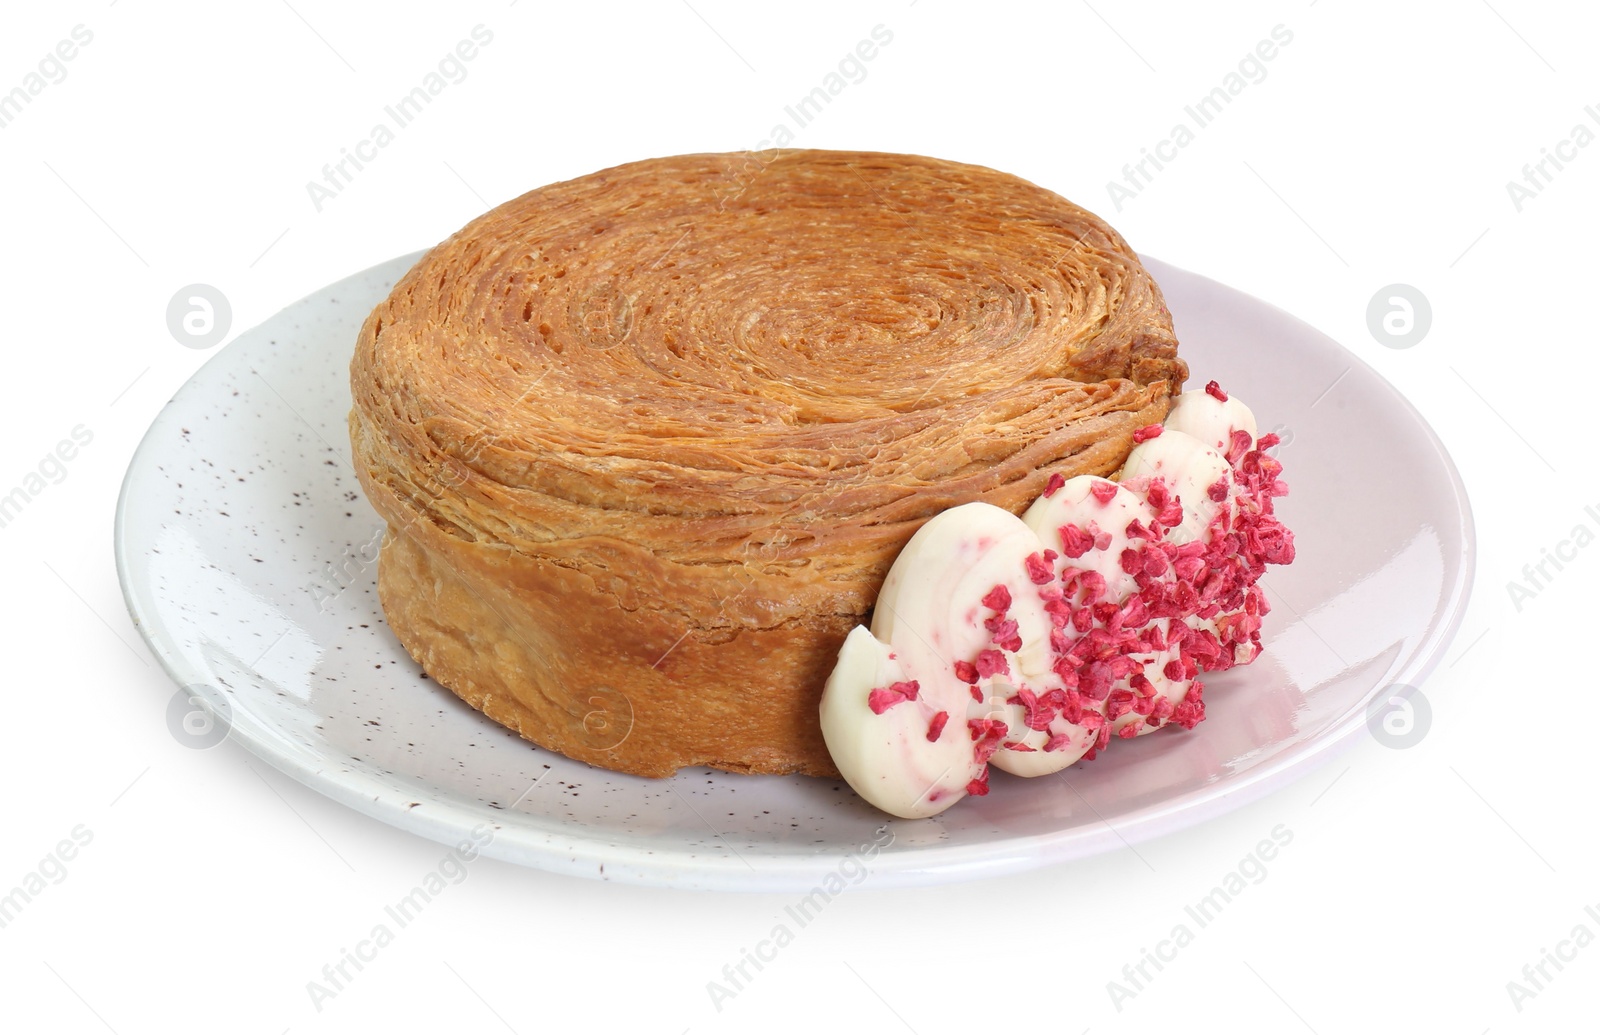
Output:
[{"xmin": 348, "ymin": 150, "xmax": 1185, "ymax": 777}]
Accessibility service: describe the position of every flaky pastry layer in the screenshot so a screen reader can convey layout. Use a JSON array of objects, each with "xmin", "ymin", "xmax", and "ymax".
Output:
[{"xmin": 349, "ymin": 150, "xmax": 1183, "ymax": 777}]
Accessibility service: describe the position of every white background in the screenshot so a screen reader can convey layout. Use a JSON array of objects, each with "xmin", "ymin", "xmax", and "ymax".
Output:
[{"xmin": 1, "ymin": 0, "xmax": 1595, "ymax": 1031}]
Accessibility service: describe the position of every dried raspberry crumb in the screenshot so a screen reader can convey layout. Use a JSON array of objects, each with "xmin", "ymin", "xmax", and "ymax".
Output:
[
  {"xmin": 974, "ymin": 649, "xmax": 1009, "ymax": 679},
  {"xmin": 1155, "ymin": 498, "xmax": 1184, "ymax": 528},
  {"xmin": 1025, "ymin": 551, "xmax": 1056, "ymax": 584},
  {"xmin": 1207, "ymin": 477, "xmax": 1230, "ymax": 503},
  {"xmin": 981, "ymin": 584, "xmax": 1012, "ymax": 612},
  {"xmin": 1080, "ymin": 661, "xmax": 1114, "ymax": 701},
  {"xmin": 953, "ymin": 659, "xmax": 979, "ymax": 684},
  {"xmin": 1205, "ymin": 380, "xmax": 1229, "ymax": 402},
  {"xmin": 1107, "ymin": 655, "xmax": 1140, "ymax": 679},
  {"xmin": 1132, "ymin": 424, "xmax": 1163, "ymax": 444},
  {"xmin": 1171, "ymin": 682, "xmax": 1206, "ymax": 729},
  {"xmin": 968, "ymin": 720, "xmax": 1008, "ymax": 764},
  {"xmin": 1042, "ymin": 732, "xmax": 1072, "ymax": 753},
  {"xmin": 969, "ymin": 686, "xmax": 984, "ymax": 703},
  {"xmin": 867, "ymin": 680, "xmax": 920, "ymax": 714},
  {"xmin": 1225, "ymin": 428, "xmax": 1253, "ymax": 465},
  {"xmin": 1078, "ymin": 570, "xmax": 1107, "ymax": 601},
  {"xmin": 926, "ymin": 710, "xmax": 949, "ymax": 742},
  {"xmin": 985, "ymin": 615, "xmax": 1022, "ymax": 652},
  {"xmin": 1059, "ymin": 523, "xmax": 1095, "ymax": 559},
  {"xmin": 1009, "ymin": 686, "xmax": 1056, "ymax": 731},
  {"xmin": 1043, "ymin": 471, "xmax": 1066, "ymax": 498},
  {"xmin": 966, "ymin": 771, "xmax": 991, "ymax": 797},
  {"xmin": 1090, "ymin": 480, "xmax": 1118, "ymax": 505}
]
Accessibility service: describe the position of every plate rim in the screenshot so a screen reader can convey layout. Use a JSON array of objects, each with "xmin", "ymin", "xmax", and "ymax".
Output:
[{"xmin": 113, "ymin": 250, "xmax": 1477, "ymax": 891}]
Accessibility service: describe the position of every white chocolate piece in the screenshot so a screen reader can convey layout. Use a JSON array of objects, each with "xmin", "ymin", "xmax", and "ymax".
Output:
[
  {"xmin": 869, "ymin": 502, "xmax": 1048, "ymax": 701},
  {"xmin": 1164, "ymin": 387, "xmax": 1257, "ymax": 454},
  {"xmin": 822, "ymin": 503, "xmax": 1049, "ymax": 817},
  {"xmin": 1022, "ymin": 475, "xmax": 1153, "ymax": 603},
  {"xmin": 1120, "ymin": 431, "xmax": 1232, "ymax": 545},
  {"xmin": 1106, "ymin": 639, "xmax": 1182, "ymax": 737},
  {"xmin": 820, "ymin": 627, "xmax": 976, "ymax": 819}
]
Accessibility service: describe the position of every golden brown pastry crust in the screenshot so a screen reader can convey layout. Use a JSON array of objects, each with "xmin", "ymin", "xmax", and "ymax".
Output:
[{"xmin": 349, "ymin": 150, "xmax": 1183, "ymax": 778}]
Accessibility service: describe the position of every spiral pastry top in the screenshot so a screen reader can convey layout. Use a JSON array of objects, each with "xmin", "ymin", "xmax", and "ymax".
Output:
[{"xmin": 349, "ymin": 150, "xmax": 1186, "ymax": 778}]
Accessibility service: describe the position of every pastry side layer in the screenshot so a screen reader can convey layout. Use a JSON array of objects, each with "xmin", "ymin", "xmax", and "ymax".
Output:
[{"xmin": 349, "ymin": 149, "xmax": 1182, "ymax": 777}]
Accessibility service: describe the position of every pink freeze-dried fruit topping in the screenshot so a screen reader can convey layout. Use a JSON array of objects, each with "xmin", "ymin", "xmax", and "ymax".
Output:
[
  {"xmin": 867, "ymin": 680, "xmax": 920, "ymax": 714},
  {"xmin": 1225, "ymin": 428, "xmax": 1253, "ymax": 465},
  {"xmin": 926, "ymin": 710, "xmax": 949, "ymax": 742},
  {"xmin": 981, "ymin": 584, "xmax": 1012, "ymax": 612},
  {"xmin": 1205, "ymin": 380, "xmax": 1229, "ymax": 402},
  {"xmin": 1024, "ymin": 550, "xmax": 1057, "ymax": 584},
  {"xmin": 1132, "ymin": 424, "xmax": 1163, "ymax": 443},
  {"xmin": 1043, "ymin": 471, "xmax": 1066, "ymax": 497},
  {"xmin": 974, "ymin": 649, "xmax": 1009, "ymax": 679},
  {"xmin": 985, "ymin": 616, "xmax": 1023, "ymax": 652},
  {"xmin": 1090, "ymin": 480, "xmax": 1118, "ymax": 505},
  {"xmin": 1058, "ymin": 523, "xmax": 1096, "ymax": 558}
]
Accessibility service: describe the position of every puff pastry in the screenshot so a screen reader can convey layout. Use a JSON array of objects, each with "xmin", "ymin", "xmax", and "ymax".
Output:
[{"xmin": 348, "ymin": 150, "xmax": 1185, "ymax": 778}]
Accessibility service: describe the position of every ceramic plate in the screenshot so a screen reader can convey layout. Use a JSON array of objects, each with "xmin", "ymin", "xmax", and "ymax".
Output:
[{"xmin": 114, "ymin": 252, "xmax": 1474, "ymax": 891}]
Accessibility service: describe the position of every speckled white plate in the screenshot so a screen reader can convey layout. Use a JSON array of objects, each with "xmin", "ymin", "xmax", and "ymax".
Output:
[{"xmin": 114, "ymin": 251, "xmax": 1474, "ymax": 891}]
